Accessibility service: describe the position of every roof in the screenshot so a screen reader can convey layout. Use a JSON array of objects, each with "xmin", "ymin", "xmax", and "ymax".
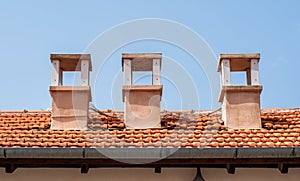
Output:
[
  {"xmin": 1, "ymin": 108, "xmax": 300, "ymax": 173},
  {"xmin": 0, "ymin": 108, "xmax": 300, "ymax": 148}
]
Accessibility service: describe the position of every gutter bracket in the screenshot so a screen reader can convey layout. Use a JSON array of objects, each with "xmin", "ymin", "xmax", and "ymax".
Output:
[
  {"xmin": 81, "ymin": 164, "xmax": 89, "ymax": 174},
  {"xmin": 278, "ymin": 163, "xmax": 288, "ymax": 174},
  {"xmin": 5, "ymin": 164, "xmax": 17, "ymax": 173},
  {"xmin": 226, "ymin": 164, "xmax": 235, "ymax": 174}
]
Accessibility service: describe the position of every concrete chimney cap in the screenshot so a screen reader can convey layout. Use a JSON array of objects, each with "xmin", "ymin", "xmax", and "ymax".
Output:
[
  {"xmin": 217, "ymin": 53, "xmax": 260, "ymax": 72},
  {"xmin": 122, "ymin": 53, "xmax": 162, "ymax": 71},
  {"xmin": 50, "ymin": 54, "xmax": 92, "ymax": 71}
]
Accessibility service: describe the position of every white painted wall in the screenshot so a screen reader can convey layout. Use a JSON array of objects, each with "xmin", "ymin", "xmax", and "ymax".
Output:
[
  {"xmin": 202, "ymin": 168, "xmax": 300, "ymax": 181},
  {"xmin": 0, "ymin": 168, "xmax": 300, "ymax": 181},
  {"xmin": 0, "ymin": 168, "xmax": 195, "ymax": 181}
]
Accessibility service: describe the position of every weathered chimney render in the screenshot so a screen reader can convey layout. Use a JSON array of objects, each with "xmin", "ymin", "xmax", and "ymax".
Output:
[
  {"xmin": 122, "ymin": 53, "xmax": 163, "ymax": 129},
  {"xmin": 218, "ymin": 54, "xmax": 262, "ymax": 129},
  {"xmin": 49, "ymin": 54, "xmax": 92, "ymax": 130}
]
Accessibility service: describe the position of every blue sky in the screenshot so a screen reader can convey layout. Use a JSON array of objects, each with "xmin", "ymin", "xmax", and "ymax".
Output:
[{"xmin": 0, "ymin": 0, "xmax": 299, "ymax": 110}]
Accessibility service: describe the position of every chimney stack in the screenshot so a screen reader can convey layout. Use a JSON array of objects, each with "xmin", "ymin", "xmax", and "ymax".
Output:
[
  {"xmin": 122, "ymin": 53, "xmax": 163, "ymax": 129},
  {"xmin": 49, "ymin": 54, "xmax": 92, "ymax": 130},
  {"xmin": 218, "ymin": 54, "xmax": 262, "ymax": 129}
]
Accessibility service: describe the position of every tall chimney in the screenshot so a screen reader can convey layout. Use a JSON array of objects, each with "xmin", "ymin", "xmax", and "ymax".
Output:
[
  {"xmin": 122, "ymin": 53, "xmax": 163, "ymax": 129},
  {"xmin": 218, "ymin": 53, "xmax": 262, "ymax": 129},
  {"xmin": 49, "ymin": 54, "xmax": 92, "ymax": 130}
]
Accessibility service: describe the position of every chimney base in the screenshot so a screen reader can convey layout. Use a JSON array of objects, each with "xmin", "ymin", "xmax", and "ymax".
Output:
[
  {"xmin": 219, "ymin": 85, "xmax": 262, "ymax": 129},
  {"xmin": 51, "ymin": 116, "xmax": 88, "ymax": 130},
  {"xmin": 49, "ymin": 86, "xmax": 91, "ymax": 130},
  {"xmin": 122, "ymin": 85, "xmax": 162, "ymax": 129}
]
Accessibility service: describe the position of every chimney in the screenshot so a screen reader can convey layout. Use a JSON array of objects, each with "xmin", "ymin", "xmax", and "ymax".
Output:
[
  {"xmin": 49, "ymin": 54, "xmax": 92, "ymax": 130},
  {"xmin": 218, "ymin": 53, "xmax": 262, "ymax": 129},
  {"xmin": 122, "ymin": 53, "xmax": 163, "ymax": 129}
]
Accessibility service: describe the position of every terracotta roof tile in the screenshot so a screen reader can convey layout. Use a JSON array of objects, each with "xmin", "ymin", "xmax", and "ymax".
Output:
[{"xmin": 0, "ymin": 109, "xmax": 300, "ymax": 148}]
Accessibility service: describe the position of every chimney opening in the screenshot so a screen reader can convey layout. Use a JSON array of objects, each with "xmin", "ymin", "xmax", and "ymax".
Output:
[
  {"xmin": 230, "ymin": 72, "xmax": 247, "ymax": 85},
  {"xmin": 62, "ymin": 72, "xmax": 81, "ymax": 86},
  {"xmin": 132, "ymin": 72, "xmax": 153, "ymax": 85}
]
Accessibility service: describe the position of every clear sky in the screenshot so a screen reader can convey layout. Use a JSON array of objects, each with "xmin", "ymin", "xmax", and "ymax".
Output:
[{"xmin": 0, "ymin": 0, "xmax": 299, "ymax": 111}]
